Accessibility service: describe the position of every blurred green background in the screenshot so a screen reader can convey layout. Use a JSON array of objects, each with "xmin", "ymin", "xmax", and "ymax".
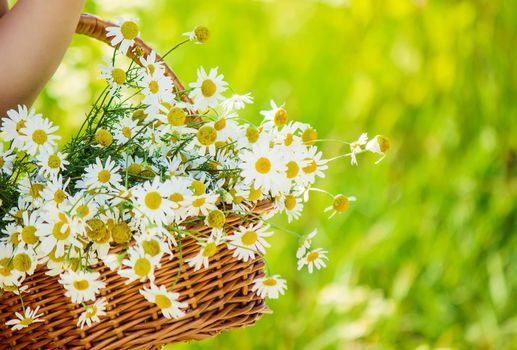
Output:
[{"xmin": 20, "ymin": 0, "xmax": 517, "ymax": 348}]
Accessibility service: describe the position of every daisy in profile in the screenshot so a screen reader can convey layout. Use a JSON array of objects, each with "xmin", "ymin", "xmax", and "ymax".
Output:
[
  {"xmin": 239, "ymin": 141, "xmax": 286, "ymax": 195},
  {"xmin": 98, "ymin": 59, "xmax": 128, "ymax": 95},
  {"xmin": 0, "ymin": 105, "xmax": 41, "ymax": 150},
  {"xmin": 366, "ymin": 135, "xmax": 390, "ymax": 164},
  {"xmin": 77, "ymin": 298, "xmax": 107, "ymax": 329},
  {"xmin": 5, "ymin": 305, "xmax": 44, "ymax": 331},
  {"xmin": 59, "ymin": 270, "xmax": 106, "ymax": 304},
  {"xmin": 186, "ymin": 236, "xmax": 220, "ymax": 271},
  {"xmin": 324, "ymin": 194, "xmax": 356, "ymax": 219},
  {"xmin": 227, "ymin": 222, "xmax": 272, "ymax": 262},
  {"xmin": 106, "ymin": 17, "xmax": 140, "ymax": 55},
  {"xmin": 19, "ymin": 116, "xmax": 60, "ymax": 155},
  {"xmin": 349, "ymin": 133, "xmax": 368, "ymax": 165},
  {"xmin": 296, "ymin": 229, "xmax": 318, "ymax": 259},
  {"xmin": 297, "ymin": 248, "xmax": 328, "ymax": 273},
  {"xmin": 221, "ymin": 93, "xmax": 254, "ymax": 112},
  {"xmin": 182, "ymin": 25, "xmax": 210, "ymax": 44},
  {"xmin": 260, "ymin": 100, "xmax": 289, "ymax": 129},
  {"xmin": 140, "ymin": 284, "xmax": 188, "ymax": 319},
  {"xmin": 0, "ymin": 144, "xmax": 15, "ymax": 175},
  {"xmin": 36, "ymin": 150, "xmax": 69, "ymax": 178},
  {"xmin": 252, "ymin": 275, "xmax": 287, "ymax": 299},
  {"xmin": 118, "ymin": 248, "xmax": 160, "ymax": 284},
  {"xmin": 189, "ymin": 67, "xmax": 228, "ymax": 110},
  {"xmin": 132, "ymin": 177, "xmax": 176, "ymax": 227},
  {"xmin": 113, "ymin": 116, "xmax": 139, "ymax": 145},
  {"xmin": 80, "ymin": 157, "xmax": 122, "ymax": 190}
]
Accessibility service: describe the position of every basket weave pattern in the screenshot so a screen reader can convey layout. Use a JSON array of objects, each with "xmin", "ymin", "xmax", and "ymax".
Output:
[{"xmin": 0, "ymin": 14, "xmax": 273, "ymax": 350}]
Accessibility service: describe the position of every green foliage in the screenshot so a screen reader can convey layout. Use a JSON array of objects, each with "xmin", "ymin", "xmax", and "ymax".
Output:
[{"xmin": 35, "ymin": 0, "xmax": 516, "ymax": 349}]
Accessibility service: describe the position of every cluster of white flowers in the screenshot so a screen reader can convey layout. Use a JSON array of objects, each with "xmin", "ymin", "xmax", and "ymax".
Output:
[{"xmin": 0, "ymin": 18, "xmax": 388, "ymax": 331}]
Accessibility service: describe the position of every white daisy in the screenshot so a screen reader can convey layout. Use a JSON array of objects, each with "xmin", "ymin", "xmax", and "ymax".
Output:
[
  {"xmin": 5, "ymin": 306, "xmax": 44, "ymax": 331},
  {"xmin": 113, "ymin": 116, "xmax": 139, "ymax": 145},
  {"xmin": 98, "ymin": 59, "xmax": 128, "ymax": 95},
  {"xmin": 278, "ymin": 194, "xmax": 303, "ymax": 223},
  {"xmin": 1, "ymin": 105, "xmax": 41, "ymax": 150},
  {"xmin": 221, "ymin": 93, "xmax": 254, "ymax": 111},
  {"xmin": 11, "ymin": 246, "xmax": 38, "ymax": 276},
  {"xmin": 189, "ymin": 67, "xmax": 228, "ymax": 110},
  {"xmin": 38, "ymin": 210, "xmax": 80, "ymax": 257},
  {"xmin": 365, "ymin": 135, "xmax": 390, "ymax": 164},
  {"xmin": 79, "ymin": 156, "xmax": 122, "ymax": 190},
  {"xmin": 118, "ymin": 248, "xmax": 160, "ymax": 284},
  {"xmin": 139, "ymin": 70, "xmax": 175, "ymax": 113},
  {"xmin": 252, "ymin": 275, "xmax": 287, "ymax": 299},
  {"xmin": 19, "ymin": 116, "xmax": 60, "ymax": 155},
  {"xmin": 77, "ymin": 298, "xmax": 107, "ymax": 329},
  {"xmin": 300, "ymin": 146, "xmax": 328, "ymax": 185},
  {"xmin": 260, "ymin": 100, "xmax": 289, "ymax": 128},
  {"xmin": 349, "ymin": 132, "xmax": 368, "ymax": 165},
  {"xmin": 297, "ymin": 248, "xmax": 328, "ymax": 273},
  {"xmin": 182, "ymin": 26, "xmax": 210, "ymax": 44},
  {"xmin": 0, "ymin": 243, "xmax": 22, "ymax": 287},
  {"xmin": 59, "ymin": 270, "xmax": 106, "ymax": 304},
  {"xmin": 40, "ymin": 175, "xmax": 70, "ymax": 208},
  {"xmin": 105, "ymin": 17, "xmax": 140, "ymax": 55},
  {"xmin": 184, "ymin": 191, "xmax": 218, "ymax": 217},
  {"xmin": 18, "ymin": 211, "xmax": 44, "ymax": 248},
  {"xmin": 132, "ymin": 177, "xmax": 176, "ymax": 227},
  {"xmin": 324, "ymin": 194, "xmax": 356, "ymax": 219},
  {"xmin": 186, "ymin": 236, "xmax": 220, "ymax": 271},
  {"xmin": 227, "ymin": 222, "xmax": 272, "ymax": 262},
  {"xmin": 0, "ymin": 143, "xmax": 15, "ymax": 175},
  {"xmin": 140, "ymin": 284, "xmax": 188, "ymax": 319},
  {"xmin": 36, "ymin": 150, "xmax": 69, "ymax": 178},
  {"xmin": 140, "ymin": 50, "xmax": 166, "ymax": 76}
]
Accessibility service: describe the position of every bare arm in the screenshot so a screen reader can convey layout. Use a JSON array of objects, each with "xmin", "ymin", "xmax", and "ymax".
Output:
[
  {"xmin": 0, "ymin": 1, "xmax": 8, "ymax": 17},
  {"xmin": 0, "ymin": 0, "xmax": 85, "ymax": 116}
]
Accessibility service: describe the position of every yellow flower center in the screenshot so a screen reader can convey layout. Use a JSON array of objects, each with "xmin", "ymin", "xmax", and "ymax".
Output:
[
  {"xmin": 206, "ymin": 210, "xmax": 225, "ymax": 229},
  {"xmin": 196, "ymin": 126, "xmax": 217, "ymax": 146},
  {"xmin": 76, "ymin": 204, "xmax": 90, "ymax": 218},
  {"xmin": 95, "ymin": 129, "xmax": 113, "ymax": 147},
  {"xmin": 167, "ymin": 108, "xmax": 186, "ymax": 126},
  {"xmin": 144, "ymin": 191, "xmax": 162, "ymax": 210},
  {"xmin": 10, "ymin": 232, "xmax": 20, "ymax": 245},
  {"xmin": 97, "ymin": 169, "xmax": 111, "ymax": 184},
  {"xmin": 134, "ymin": 258, "xmax": 151, "ymax": 277},
  {"xmin": 73, "ymin": 279, "xmax": 90, "ymax": 291},
  {"xmin": 214, "ymin": 118, "xmax": 226, "ymax": 131},
  {"xmin": 302, "ymin": 127, "xmax": 318, "ymax": 145},
  {"xmin": 111, "ymin": 222, "xmax": 132, "ymax": 244},
  {"xmin": 132, "ymin": 109, "xmax": 146, "ymax": 121},
  {"xmin": 52, "ymin": 221, "xmax": 70, "ymax": 240},
  {"xmin": 16, "ymin": 120, "xmax": 26, "ymax": 133},
  {"xmin": 332, "ymin": 195, "xmax": 350, "ymax": 213},
  {"xmin": 191, "ymin": 180, "xmax": 206, "ymax": 196},
  {"xmin": 32, "ymin": 129, "xmax": 48, "ymax": 145},
  {"xmin": 202, "ymin": 242, "xmax": 217, "ymax": 257},
  {"xmin": 241, "ymin": 231, "xmax": 258, "ymax": 246},
  {"xmin": 30, "ymin": 183, "xmax": 44, "ymax": 198},
  {"xmin": 302, "ymin": 159, "xmax": 317, "ymax": 174},
  {"xmin": 194, "ymin": 26, "xmax": 210, "ymax": 43},
  {"xmin": 47, "ymin": 154, "xmax": 61, "ymax": 169},
  {"xmin": 121, "ymin": 126, "xmax": 132, "ymax": 139},
  {"xmin": 201, "ymin": 79, "xmax": 217, "ymax": 97},
  {"xmin": 120, "ymin": 20, "xmax": 139, "ymax": 40},
  {"xmin": 306, "ymin": 251, "xmax": 320, "ymax": 263},
  {"xmin": 12, "ymin": 253, "xmax": 32, "ymax": 272},
  {"xmin": 149, "ymin": 80, "xmax": 159, "ymax": 94},
  {"xmin": 21, "ymin": 225, "xmax": 38, "ymax": 245},
  {"xmin": 284, "ymin": 133, "xmax": 294, "ymax": 146},
  {"xmin": 284, "ymin": 195, "xmax": 297, "ymax": 211},
  {"xmin": 85, "ymin": 306, "xmax": 98, "ymax": 319},
  {"xmin": 142, "ymin": 239, "xmax": 161, "ymax": 257},
  {"xmin": 262, "ymin": 278, "xmax": 277, "ymax": 287},
  {"xmin": 169, "ymin": 192, "xmax": 184, "ymax": 203},
  {"xmin": 192, "ymin": 197, "xmax": 206, "ymax": 208},
  {"xmin": 0, "ymin": 257, "xmax": 13, "ymax": 276},
  {"xmin": 20, "ymin": 317, "xmax": 33, "ymax": 326},
  {"xmin": 111, "ymin": 68, "xmax": 127, "ymax": 85},
  {"xmin": 246, "ymin": 127, "xmax": 260, "ymax": 144},
  {"xmin": 255, "ymin": 157, "xmax": 271, "ymax": 174},
  {"xmin": 127, "ymin": 163, "xmax": 142, "ymax": 176},
  {"xmin": 274, "ymin": 108, "xmax": 288, "ymax": 127},
  {"xmin": 285, "ymin": 161, "xmax": 299, "ymax": 179},
  {"xmin": 155, "ymin": 294, "xmax": 172, "ymax": 309},
  {"xmin": 0, "ymin": 156, "xmax": 4, "ymax": 168}
]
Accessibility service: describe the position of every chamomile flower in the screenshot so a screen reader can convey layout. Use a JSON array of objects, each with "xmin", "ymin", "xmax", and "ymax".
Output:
[
  {"xmin": 80, "ymin": 157, "xmax": 122, "ymax": 190},
  {"xmin": 140, "ymin": 284, "xmax": 187, "ymax": 319},
  {"xmin": 189, "ymin": 67, "xmax": 228, "ymax": 110},
  {"xmin": 221, "ymin": 93, "xmax": 254, "ymax": 111},
  {"xmin": 297, "ymin": 248, "xmax": 328, "ymax": 273},
  {"xmin": 260, "ymin": 100, "xmax": 289, "ymax": 129},
  {"xmin": 98, "ymin": 59, "xmax": 128, "ymax": 95},
  {"xmin": 106, "ymin": 17, "xmax": 140, "ymax": 55},
  {"xmin": 186, "ymin": 236, "xmax": 220, "ymax": 271},
  {"xmin": 0, "ymin": 243, "xmax": 22, "ymax": 286},
  {"xmin": 132, "ymin": 177, "xmax": 176, "ymax": 227},
  {"xmin": 40, "ymin": 176, "xmax": 70, "ymax": 207},
  {"xmin": 140, "ymin": 70, "xmax": 174, "ymax": 111},
  {"xmin": 113, "ymin": 116, "xmax": 139, "ymax": 145},
  {"xmin": 0, "ymin": 144, "xmax": 15, "ymax": 175},
  {"xmin": 296, "ymin": 229, "xmax": 318, "ymax": 259},
  {"xmin": 227, "ymin": 223, "xmax": 272, "ymax": 262},
  {"xmin": 19, "ymin": 116, "xmax": 60, "ymax": 155},
  {"xmin": 77, "ymin": 298, "xmax": 107, "ymax": 329},
  {"xmin": 38, "ymin": 210, "xmax": 80, "ymax": 257},
  {"xmin": 5, "ymin": 306, "xmax": 44, "ymax": 331},
  {"xmin": 140, "ymin": 50, "xmax": 166, "ymax": 76},
  {"xmin": 18, "ymin": 211, "xmax": 44, "ymax": 248},
  {"xmin": 118, "ymin": 248, "xmax": 159, "ymax": 283},
  {"xmin": 300, "ymin": 146, "xmax": 328, "ymax": 185},
  {"xmin": 324, "ymin": 194, "xmax": 356, "ymax": 219},
  {"xmin": 36, "ymin": 150, "xmax": 69, "ymax": 178},
  {"xmin": 252, "ymin": 275, "xmax": 287, "ymax": 299},
  {"xmin": 182, "ymin": 26, "xmax": 210, "ymax": 44},
  {"xmin": 184, "ymin": 191, "xmax": 218, "ymax": 217},
  {"xmin": 1, "ymin": 105, "xmax": 41, "ymax": 150},
  {"xmin": 278, "ymin": 194, "xmax": 303, "ymax": 223},
  {"xmin": 365, "ymin": 135, "xmax": 390, "ymax": 164},
  {"xmin": 349, "ymin": 133, "xmax": 368, "ymax": 165},
  {"xmin": 11, "ymin": 246, "xmax": 38, "ymax": 276},
  {"xmin": 60, "ymin": 270, "xmax": 106, "ymax": 304}
]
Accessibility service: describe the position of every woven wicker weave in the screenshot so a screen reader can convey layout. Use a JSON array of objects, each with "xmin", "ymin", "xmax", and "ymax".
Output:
[{"xmin": 0, "ymin": 14, "xmax": 273, "ymax": 350}]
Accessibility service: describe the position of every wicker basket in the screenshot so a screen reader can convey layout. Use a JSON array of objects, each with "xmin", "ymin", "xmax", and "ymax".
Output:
[{"xmin": 0, "ymin": 14, "xmax": 273, "ymax": 350}]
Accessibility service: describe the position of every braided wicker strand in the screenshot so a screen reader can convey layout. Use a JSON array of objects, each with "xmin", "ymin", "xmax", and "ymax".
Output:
[{"xmin": 0, "ymin": 13, "xmax": 273, "ymax": 349}]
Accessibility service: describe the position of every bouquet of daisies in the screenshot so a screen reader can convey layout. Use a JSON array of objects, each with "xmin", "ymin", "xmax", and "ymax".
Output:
[{"xmin": 0, "ymin": 18, "xmax": 389, "ymax": 331}]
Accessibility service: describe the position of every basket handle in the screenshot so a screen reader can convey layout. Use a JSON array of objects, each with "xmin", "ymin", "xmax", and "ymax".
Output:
[{"xmin": 75, "ymin": 13, "xmax": 187, "ymax": 94}]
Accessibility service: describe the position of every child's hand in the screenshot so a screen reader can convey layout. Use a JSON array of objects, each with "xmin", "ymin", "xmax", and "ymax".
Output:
[{"xmin": 0, "ymin": 0, "xmax": 86, "ymax": 117}]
